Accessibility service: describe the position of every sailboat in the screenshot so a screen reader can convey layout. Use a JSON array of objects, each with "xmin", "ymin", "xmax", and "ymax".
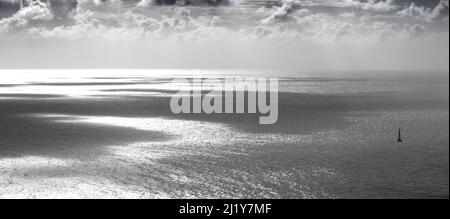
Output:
[{"xmin": 397, "ymin": 128, "xmax": 403, "ymax": 143}]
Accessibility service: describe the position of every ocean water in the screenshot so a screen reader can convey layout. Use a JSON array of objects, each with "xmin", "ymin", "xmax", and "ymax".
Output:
[{"xmin": 0, "ymin": 69, "xmax": 448, "ymax": 198}]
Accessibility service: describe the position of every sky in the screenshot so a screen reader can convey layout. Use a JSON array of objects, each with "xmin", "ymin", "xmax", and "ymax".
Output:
[{"xmin": 0, "ymin": 0, "xmax": 448, "ymax": 71}]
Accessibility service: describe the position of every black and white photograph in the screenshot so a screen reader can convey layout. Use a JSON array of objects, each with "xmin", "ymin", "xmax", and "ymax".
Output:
[{"xmin": 0, "ymin": 0, "xmax": 448, "ymax": 203}]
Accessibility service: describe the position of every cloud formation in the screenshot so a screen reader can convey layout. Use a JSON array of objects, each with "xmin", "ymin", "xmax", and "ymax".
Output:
[
  {"xmin": 0, "ymin": 0, "xmax": 448, "ymax": 41},
  {"xmin": 0, "ymin": 0, "xmax": 53, "ymax": 33},
  {"xmin": 397, "ymin": 0, "xmax": 449, "ymax": 22},
  {"xmin": 0, "ymin": 0, "xmax": 448, "ymax": 70}
]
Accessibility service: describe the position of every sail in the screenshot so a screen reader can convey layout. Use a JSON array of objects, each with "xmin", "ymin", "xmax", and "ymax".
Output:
[{"xmin": 397, "ymin": 128, "xmax": 402, "ymax": 143}]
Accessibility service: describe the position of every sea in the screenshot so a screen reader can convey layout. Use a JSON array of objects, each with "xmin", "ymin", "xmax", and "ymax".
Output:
[{"xmin": 0, "ymin": 69, "xmax": 448, "ymax": 198}]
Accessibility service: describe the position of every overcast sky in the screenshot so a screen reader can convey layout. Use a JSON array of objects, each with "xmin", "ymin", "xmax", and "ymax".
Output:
[{"xmin": 0, "ymin": 0, "xmax": 448, "ymax": 71}]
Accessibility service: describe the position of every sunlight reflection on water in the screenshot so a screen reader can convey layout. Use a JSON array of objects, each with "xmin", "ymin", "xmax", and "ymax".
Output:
[{"xmin": 0, "ymin": 69, "xmax": 448, "ymax": 198}]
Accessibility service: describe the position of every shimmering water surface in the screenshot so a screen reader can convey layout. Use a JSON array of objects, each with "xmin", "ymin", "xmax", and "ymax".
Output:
[{"xmin": 0, "ymin": 70, "xmax": 448, "ymax": 198}]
